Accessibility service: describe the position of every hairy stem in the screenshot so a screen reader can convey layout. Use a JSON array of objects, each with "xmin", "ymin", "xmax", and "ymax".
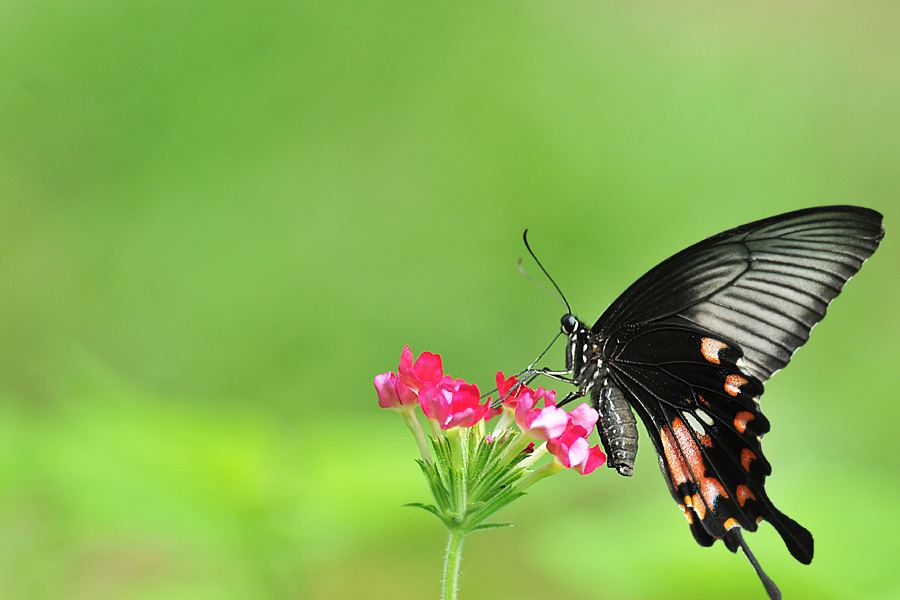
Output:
[{"xmin": 442, "ymin": 526, "xmax": 465, "ymax": 600}]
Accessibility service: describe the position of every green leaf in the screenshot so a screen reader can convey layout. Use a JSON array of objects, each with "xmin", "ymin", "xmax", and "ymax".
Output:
[
  {"xmin": 417, "ymin": 459, "xmax": 451, "ymax": 512},
  {"xmin": 467, "ymin": 436, "xmax": 492, "ymax": 481},
  {"xmin": 402, "ymin": 502, "xmax": 448, "ymax": 526},
  {"xmin": 469, "ymin": 522, "xmax": 515, "ymax": 532},
  {"xmin": 469, "ymin": 459, "xmax": 524, "ymax": 500},
  {"xmin": 464, "ymin": 491, "xmax": 526, "ymax": 528}
]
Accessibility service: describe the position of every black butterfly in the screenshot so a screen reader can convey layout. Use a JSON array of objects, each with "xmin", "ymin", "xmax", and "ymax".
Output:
[{"xmin": 533, "ymin": 206, "xmax": 883, "ymax": 599}]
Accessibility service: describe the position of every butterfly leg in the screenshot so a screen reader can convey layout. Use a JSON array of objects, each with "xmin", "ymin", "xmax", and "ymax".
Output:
[
  {"xmin": 556, "ymin": 388, "xmax": 585, "ymax": 408},
  {"xmin": 515, "ymin": 367, "xmax": 575, "ymax": 393}
]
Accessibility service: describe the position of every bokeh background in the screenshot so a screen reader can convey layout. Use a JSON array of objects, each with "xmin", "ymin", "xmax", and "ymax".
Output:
[{"xmin": 1, "ymin": 2, "xmax": 898, "ymax": 599}]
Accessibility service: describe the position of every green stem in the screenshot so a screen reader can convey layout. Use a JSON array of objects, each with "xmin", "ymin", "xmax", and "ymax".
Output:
[
  {"xmin": 497, "ymin": 431, "xmax": 533, "ymax": 467},
  {"xmin": 517, "ymin": 443, "xmax": 548, "ymax": 469},
  {"xmin": 400, "ymin": 408, "xmax": 432, "ymax": 464},
  {"xmin": 446, "ymin": 428, "xmax": 467, "ymax": 518},
  {"xmin": 442, "ymin": 526, "xmax": 466, "ymax": 600},
  {"xmin": 517, "ymin": 459, "xmax": 564, "ymax": 491}
]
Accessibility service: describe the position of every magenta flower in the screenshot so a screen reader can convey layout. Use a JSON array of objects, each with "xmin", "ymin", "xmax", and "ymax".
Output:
[
  {"xmin": 496, "ymin": 372, "xmax": 528, "ymax": 407},
  {"xmin": 574, "ymin": 445, "xmax": 607, "ymax": 475},
  {"xmin": 567, "ymin": 402, "xmax": 600, "ymax": 431},
  {"xmin": 546, "ymin": 404, "xmax": 607, "ymax": 475},
  {"xmin": 376, "ymin": 344, "xmax": 612, "ymax": 600},
  {"xmin": 398, "ymin": 345, "xmax": 443, "ymax": 392},
  {"xmin": 514, "ymin": 387, "xmax": 568, "ymax": 441},
  {"xmin": 374, "ymin": 371, "xmax": 418, "ymax": 410},
  {"xmin": 376, "ymin": 345, "xmax": 607, "ymax": 473},
  {"xmin": 419, "ymin": 379, "xmax": 488, "ymax": 429}
]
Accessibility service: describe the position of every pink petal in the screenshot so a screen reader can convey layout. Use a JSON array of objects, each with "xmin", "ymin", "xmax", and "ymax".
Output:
[
  {"xmin": 496, "ymin": 372, "xmax": 516, "ymax": 395},
  {"xmin": 374, "ymin": 372, "xmax": 417, "ymax": 409},
  {"xmin": 534, "ymin": 387, "xmax": 557, "ymax": 407},
  {"xmin": 496, "ymin": 372, "xmax": 523, "ymax": 407},
  {"xmin": 443, "ymin": 382, "xmax": 487, "ymax": 428},
  {"xmin": 448, "ymin": 381, "xmax": 481, "ymax": 407},
  {"xmin": 566, "ymin": 437, "xmax": 590, "ymax": 468},
  {"xmin": 568, "ymin": 403, "xmax": 599, "ymax": 430},
  {"xmin": 575, "ymin": 445, "xmax": 608, "ymax": 475},
  {"xmin": 513, "ymin": 393, "xmax": 535, "ymax": 430},
  {"xmin": 445, "ymin": 405, "xmax": 487, "ymax": 429},
  {"xmin": 398, "ymin": 345, "xmax": 418, "ymax": 389},
  {"xmin": 522, "ymin": 405, "xmax": 569, "ymax": 441},
  {"xmin": 374, "ymin": 372, "xmax": 400, "ymax": 408},
  {"xmin": 413, "ymin": 351, "xmax": 443, "ymax": 385},
  {"xmin": 483, "ymin": 397, "xmax": 502, "ymax": 421},
  {"xmin": 418, "ymin": 382, "xmax": 451, "ymax": 424}
]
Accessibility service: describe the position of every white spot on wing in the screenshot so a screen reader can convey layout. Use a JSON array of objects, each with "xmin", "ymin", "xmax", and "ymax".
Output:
[
  {"xmin": 696, "ymin": 409, "xmax": 715, "ymax": 427},
  {"xmin": 683, "ymin": 411, "xmax": 707, "ymax": 436}
]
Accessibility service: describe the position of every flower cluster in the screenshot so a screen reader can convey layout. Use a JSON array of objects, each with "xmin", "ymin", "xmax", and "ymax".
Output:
[
  {"xmin": 375, "ymin": 345, "xmax": 609, "ymax": 600},
  {"xmin": 375, "ymin": 345, "xmax": 607, "ymax": 475}
]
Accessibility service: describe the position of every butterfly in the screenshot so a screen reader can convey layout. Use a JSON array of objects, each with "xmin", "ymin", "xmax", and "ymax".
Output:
[{"xmin": 532, "ymin": 206, "xmax": 884, "ymax": 599}]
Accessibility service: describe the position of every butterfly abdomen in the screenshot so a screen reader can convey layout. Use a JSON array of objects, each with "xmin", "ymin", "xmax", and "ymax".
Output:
[{"xmin": 596, "ymin": 384, "xmax": 639, "ymax": 476}]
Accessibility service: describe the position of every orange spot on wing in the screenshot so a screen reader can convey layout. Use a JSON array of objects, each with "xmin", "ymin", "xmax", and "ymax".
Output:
[
  {"xmin": 679, "ymin": 503, "xmax": 694, "ymax": 524},
  {"xmin": 734, "ymin": 411, "xmax": 755, "ymax": 433},
  {"xmin": 660, "ymin": 426, "xmax": 690, "ymax": 487},
  {"xmin": 701, "ymin": 338, "xmax": 728, "ymax": 364},
  {"xmin": 692, "ymin": 493, "xmax": 706, "ymax": 519},
  {"xmin": 724, "ymin": 518, "xmax": 739, "ymax": 530},
  {"xmin": 724, "ymin": 374, "xmax": 749, "ymax": 396},
  {"xmin": 737, "ymin": 485, "xmax": 757, "ymax": 507},
  {"xmin": 672, "ymin": 418, "xmax": 729, "ymax": 515},
  {"xmin": 741, "ymin": 448, "xmax": 758, "ymax": 471},
  {"xmin": 697, "ymin": 394, "xmax": 710, "ymax": 407}
]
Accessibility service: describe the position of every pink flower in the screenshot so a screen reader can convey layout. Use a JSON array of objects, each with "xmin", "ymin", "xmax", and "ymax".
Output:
[
  {"xmin": 567, "ymin": 403, "xmax": 599, "ymax": 431},
  {"xmin": 545, "ymin": 404, "xmax": 607, "ymax": 475},
  {"xmin": 574, "ymin": 445, "xmax": 607, "ymax": 475},
  {"xmin": 398, "ymin": 345, "xmax": 443, "ymax": 392},
  {"xmin": 547, "ymin": 427, "xmax": 590, "ymax": 469},
  {"xmin": 514, "ymin": 388, "xmax": 568, "ymax": 441},
  {"xmin": 419, "ymin": 379, "xmax": 488, "ymax": 429},
  {"xmin": 496, "ymin": 372, "xmax": 528, "ymax": 408},
  {"xmin": 377, "ymin": 346, "xmax": 489, "ymax": 428},
  {"xmin": 483, "ymin": 372, "xmax": 513, "ymax": 421},
  {"xmin": 374, "ymin": 371, "xmax": 418, "ymax": 410},
  {"xmin": 485, "ymin": 373, "xmax": 559, "ymax": 421}
]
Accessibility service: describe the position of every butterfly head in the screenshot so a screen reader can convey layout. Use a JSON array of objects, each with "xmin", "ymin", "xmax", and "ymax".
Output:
[{"xmin": 560, "ymin": 313, "xmax": 582, "ymax": 335}]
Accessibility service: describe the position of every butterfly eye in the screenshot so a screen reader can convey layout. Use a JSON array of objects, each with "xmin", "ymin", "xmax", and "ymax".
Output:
[{"xmin": 560, "ymin": 314, "xmax": 579, "ymax": 334}]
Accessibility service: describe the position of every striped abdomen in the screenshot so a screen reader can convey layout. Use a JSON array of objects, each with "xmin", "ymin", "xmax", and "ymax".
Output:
[{"xmin": 596, "ymin": 384, "xmax": 639, "ymax": 476}]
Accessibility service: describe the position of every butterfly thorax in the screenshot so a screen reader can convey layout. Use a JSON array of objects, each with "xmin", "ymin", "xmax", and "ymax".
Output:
[{"xmin": 561, "ymin": 314, "xmax": 606, "ymax": 394}]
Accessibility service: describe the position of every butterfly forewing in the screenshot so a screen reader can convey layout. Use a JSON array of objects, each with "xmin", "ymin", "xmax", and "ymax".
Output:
[{"xmin": 593, "ymin": 206, "xmax": 884, "ymax": 382}]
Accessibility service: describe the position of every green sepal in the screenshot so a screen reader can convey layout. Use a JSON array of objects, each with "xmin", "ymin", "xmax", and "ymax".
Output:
[
  {"xmin": 405, "ymin": 427, "xmax": 560, "ymax": 535},
  {"xmin": 464, "ymin": 491, "xmax": 525, "ymax": 529},
  {"xmin": 416, "ymin": 459, "xmax": 451, "ymax": 513}
]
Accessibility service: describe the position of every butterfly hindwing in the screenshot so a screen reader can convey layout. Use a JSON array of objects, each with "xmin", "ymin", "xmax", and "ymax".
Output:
[{"xmin": 606, "ymin": 325, "xmax": 814, "ymax": 563}]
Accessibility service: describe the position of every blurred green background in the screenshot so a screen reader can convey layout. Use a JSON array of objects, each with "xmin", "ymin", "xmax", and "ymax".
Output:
[{"xmin": 1, "ymin": 2, "xmax": 898, "ymax": 599}]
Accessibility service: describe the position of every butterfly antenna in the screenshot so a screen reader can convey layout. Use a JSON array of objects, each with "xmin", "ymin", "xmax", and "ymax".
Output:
[{"xmin": 521, "ymin": 229, "xmax": 571, "ymax": 314}]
